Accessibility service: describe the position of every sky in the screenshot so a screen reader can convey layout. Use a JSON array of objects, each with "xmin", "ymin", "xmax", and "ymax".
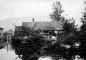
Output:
[
  {"xmin": 0, "ymin": 0, "xmax": 84, "ymax": 30},
  {"xmin": 0, "ymin": 0, "xmax": 84, "ymax": 20},
  {"xmin": 0, "ymin": 0, "xmax": 53, "ymax": 21}
]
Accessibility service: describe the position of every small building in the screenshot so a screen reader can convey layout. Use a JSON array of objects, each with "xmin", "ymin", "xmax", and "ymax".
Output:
[
  {"xmin": 0, "ymin": 28, "xmax": 4, "ymax": 38},
  {"xmin": 3, "ymin": 29, "xmax": 14, "ymax": 43}
]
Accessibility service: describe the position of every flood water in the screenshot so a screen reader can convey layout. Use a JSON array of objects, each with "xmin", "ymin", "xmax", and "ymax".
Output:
[
  {"xmin": 0, "ymin": 44, "xmax": 22, "ymax": 60},
  {"xmin": 0, "ymin": 48, "xmax": 22, "ymax": 60}
]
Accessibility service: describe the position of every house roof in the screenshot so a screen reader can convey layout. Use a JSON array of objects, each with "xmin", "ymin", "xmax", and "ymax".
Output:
[{"xmin": 22, "ymin": 20, "xmax": 63, "ymax": 30}]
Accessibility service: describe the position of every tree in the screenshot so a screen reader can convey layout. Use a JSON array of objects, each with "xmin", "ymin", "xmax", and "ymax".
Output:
[
  {"xmin": 79, "ymin": 17, "xmax": 86, "ymax": 59},
  {"xmin": 11, "ymin": 23, "xmax": 45, "ymax": 60},
  {"xmin": 11, "ymin": 34, "xmax": 45, "ymax": 60},
  {"xmin": 79, "ymin": 1, "xmax": 86, "ymax": 59},
  {"xmin": 50, "ymin": 1, "xmax": 78, "ymax": 36},
  {"xmin": 50, "ymin": 1, "xmax": 79, "ymax": 59},
  {"xmin": 50, "ymin": 1, "xmax": 64, "ymax": 22}
]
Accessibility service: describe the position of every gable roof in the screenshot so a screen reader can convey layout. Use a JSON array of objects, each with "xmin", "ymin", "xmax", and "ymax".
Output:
[{"xmin": 22, "ymin": 20, "xmax": 63, "ymax": 30}]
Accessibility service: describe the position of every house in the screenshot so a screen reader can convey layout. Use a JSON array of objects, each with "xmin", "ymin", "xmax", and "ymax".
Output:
[
  {"xmin": 14, "ymin": 20, "xmax": 63, "ymax": 40},
  {"xmin": 22, "ymin": 20, "xmax": 63, "ymax": 36}
]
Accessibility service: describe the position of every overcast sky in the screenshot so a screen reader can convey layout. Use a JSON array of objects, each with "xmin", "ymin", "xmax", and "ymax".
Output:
[{"xmin": 0, "ymin": 0, "xmax": 84, "ymax": 24}]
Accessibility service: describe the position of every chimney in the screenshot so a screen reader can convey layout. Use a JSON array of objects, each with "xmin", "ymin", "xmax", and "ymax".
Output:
[{"xmin": 32, "ymin": 18, "xmax": 34, "ymax": 22}]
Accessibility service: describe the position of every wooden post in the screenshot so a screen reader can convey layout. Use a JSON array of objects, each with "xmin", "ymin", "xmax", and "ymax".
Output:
[{"xmin": 7, "ymin": 35, "xmax": 8, "ymax": 53}]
